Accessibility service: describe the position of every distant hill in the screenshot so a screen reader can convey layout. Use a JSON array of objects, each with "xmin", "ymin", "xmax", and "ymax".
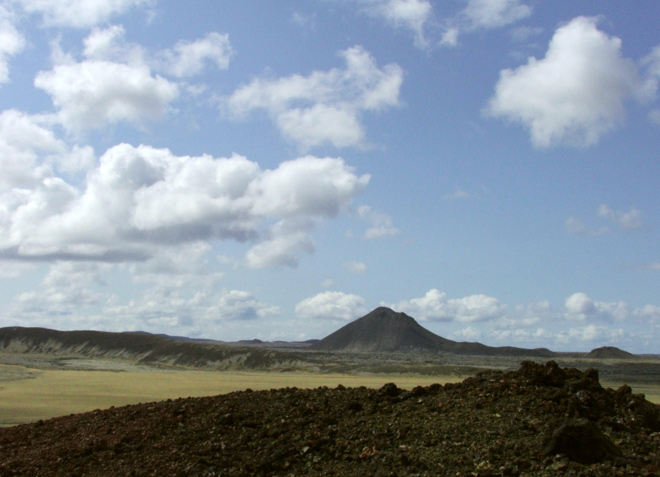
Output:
[
  {"xmin": 310, "ymin": 307, "xmax": 555, "ymax": 357},
  {"xmin": 586, "ymin": 346, "xmax": 636, "ymax": 360},
  {"xmin": 0, "ymin": 326, "xmax": 317, "ymax": 371}
]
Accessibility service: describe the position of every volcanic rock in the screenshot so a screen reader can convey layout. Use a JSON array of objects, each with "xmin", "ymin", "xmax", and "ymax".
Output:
[
  {"xmin": 587, "ymin": 346, "xmax": 636, "ymax": 360},
  {"xmin": 311, "ymin": 306, "xmax": 554, "ymax": 356},
  {"xmin": 544, "ymin": 418, "xmax": 623, "ymax": 464},
  {"xmin": 1, "ymin": 361, "xmax": 659, "ymax": 476}
]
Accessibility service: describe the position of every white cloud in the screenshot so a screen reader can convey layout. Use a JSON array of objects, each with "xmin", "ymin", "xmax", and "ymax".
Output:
[
  {"xmin": 650, "ymin": 109, "xmax": 660, "ymax": 125},
  {"xmin": 565, "ymin": 324, "xmax": 625, "ymax": 344},
  {"xmin": 357, "ymin": 205, "xmax": 400, "ymax": 239},
  {"xmin": 642, "ymin": 46, "xmax": 660, "ymax": 101},
  {"xmin": 464, "ymin": 0, "xmax": 531, "ymax": 30},
  {"xmin": 291, "ymin": 11, "xmax": 317, "ymax": 31},
  {"xmin": 295, "ymin": 291, "xmax": 367, "ymax": 321},
  {"xmin": 0, "ymin": 110, "xmax": 62, "ymax": 188},
  {"xmin": 442, "ymin": 187, "xmax": 470, "ymax": 201},
  {"xmin": 486, "ymin": 16, "xmax": 645, "ymax": 148},
  {"xmin": 156, "ymin": 32, "xmax": 233, "ymax": 78},
  {"xmin": 342, "ymin": 260, "xmax": 367, "ymax": 274},
  {"xmin": 566, "ymin": 204, "xmax": 643, "ymax": 236},
  {"xmin": 509, "ymin": 26, "xmax": 543, "ymax": 43},
  {"xmin": 453, "ymin": 325, "xmax": 482, "ymax": 341},
  {"xmin": 0, "ymin": 144, "xmax": 368, "ymax": 269},
  {"xmin": 212, "ymin": 290, "xmax": 281, "ymax": 321},
  {"xmin": 225, "ymin": 45, "xmax": 403, "ymax": 150},
  {"xmin": 564, "ymin": 292, "xmax": 630, "ymax": 322},
  {"xmin": 82, "ymin": 25, "xmax": 144, "ymax": 64},
  {"xmin": 244, "ymin": 219, "xmax": 315, "ymax": 269},
  {"xmin": 34, "ymin": 60, "xmax": 179, "ymax": 132},
  {"xmin": 440, "ymin": 27, "xmax": 459, "ymax": 47},
  {"xmin": 100, "ymin": 286, "xmax": 280, "ymax": 335},
  {"xmin": 356, "ymin": 0, "xmax": 432, "ymax": 48},
  {"xmin": 34, "ymin": 26, "xmax": 234, "ymax": 133},
  {"xmin": 564, "ymin": 217, "xmax": 608, "ymax": 236},
  {"xmin": 16, "ymin": 0, "xmax": 150, "ymax": 28},
  {"xmin": 635, "ymin": 305, "xmax": 660, "ymax": 323},
  {"xmin": 0, "ymin": 109, "xmax": 95, "ymax": 191},
  {"xmin": 440, "ymin": 0, "xmax": 531, "ymax": 48},
  {"xmin": 129, "ymin": 242, "xmax": 217, "ymax": 288},
  {"xmin": 321, "ymin": 278, "xmax": 334, "ymax": 288},
  {"xmin": 0, "ymin": 5, "xmax": 25, "ymax": 84},
  {"xmin": 393, "ymin": 288, "xmax": 506, "ymax": 323},
  {"xmin": 597, "ymin": 204, "xmax": 643, "ymax": 230}
]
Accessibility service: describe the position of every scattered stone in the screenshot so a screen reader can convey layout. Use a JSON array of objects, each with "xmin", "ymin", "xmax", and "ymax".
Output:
[
  {"xmin": 0, "ymin": 361, "xmax": 659, "ymax": 476},
  {"xmin": 544, "ymin": 418, "xmax": 623, "ymax": 464}
]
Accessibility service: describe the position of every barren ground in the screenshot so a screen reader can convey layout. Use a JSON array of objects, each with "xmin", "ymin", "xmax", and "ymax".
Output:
[{"xmin": 1, "ymin": 361, "xmax": 660, "ymax": 476}]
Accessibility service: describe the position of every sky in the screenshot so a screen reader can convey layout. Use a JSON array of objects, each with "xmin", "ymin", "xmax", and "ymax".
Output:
[{"xmin": 0, "ymin": 0, "xmax": 659, "ymax": 353}]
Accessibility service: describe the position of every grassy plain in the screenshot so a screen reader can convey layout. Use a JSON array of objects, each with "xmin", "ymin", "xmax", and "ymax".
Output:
[
  {"xmin": 1, "ymin": 360, "xmax": 659, "ymax": 428},
  {"xmin": 0, "ymin": 365, "xmax": 465, "ymax": 427}
]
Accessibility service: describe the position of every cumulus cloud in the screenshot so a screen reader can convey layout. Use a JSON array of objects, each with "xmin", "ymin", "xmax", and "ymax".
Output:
[
  {"xmin": 393, "ymin": 288, "xmax": 506, "ymax": 323},
  {"xmin": 16, "ymin": 0, "xmax": 150, "ymax": 28},
  {"xmin": 597, "ymin": 204, "xmax": 643, "ymax": 230},
  {"xmin": 225, "ymin": 45, "xmax": 403, "ymax": 150},
  {"xmin": 244, "ymin": 219, "xmax": 315, "ymax": 269},
  {"xmin": 0, "ymin": 144, "xmax": 369, "ymax": 268},
  {"xmin": 156, "ymin": 32, "xmax": 233, "ymax": 78},
  {"xmin": 453, "ymin": 325, "xmax": 482, "ymax": 341},
  {"xmin": 564, "ymin": 324, "xmax": 625, "ymax": 344},
  {"xmin": 564, "ymin": 217, "xmax": 608, "ymax": 236},
  {"xmin": 442, "ymin": 187, "xmax": 470, "ymax": 201},
  {"xmin": 642, "ymin": 46, "xmax": 660, "ymax": 100},
  {"xmin": 463, "ymin": 0, "xmax": 531, "ymax": 30},
  {"xmin": 35, "ymin": 61, "xmax": 178, "ymax": 132},
  {"xmin": 564, "ymin": 292, "xmax": 630, "ymax": 322},
  {"xmin": 0, "ymin": 6, "xmax": 25, "ymax": 85},
  {"xmin": 440, "ymin": 0, "xmax": 531, "ymax": 48},
  {"xmin": 357, "ymin": 205, "xmax": 400, "ymax": 239},
  {"xmin": 99, "ymin": 286, "xmax": 280, "ymax": 336},
  {"xmin": 355, "ymin": 0, "xmax": 432, "ymax": 48},
  {"xmin": 635, "ymin": 305, "xmax": 660, "ymax": 323},
  {"xmin": 0, "ymin": 110, "xmax": 63, "ymax": 188},
  {"xmin": 566, "ymin": 204, "xmax": 643, "ymax": 236},
  {"xmin": 342, "ymin": 261, "xmax": 367, "ymax": 274},
  {"xmin": 295, "ymin": 291, "xmax": 367, "ymax": 321},
  {"xmin": 34, "ymin": 26, "xmax": 234, "ymax": 133},
  {"xmin": 486, "ymin": 16, "xmax": 645, "ymax": 148}
]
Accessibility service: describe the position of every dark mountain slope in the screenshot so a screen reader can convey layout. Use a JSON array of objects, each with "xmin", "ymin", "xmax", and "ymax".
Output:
[
  {"xmin": 587, "ymin": 346, "xmax": 636, "ymax": 360},
  {"xmin": 0, "ymin": 326, "xmax": 317, "ymax": 370},
  {"xmin": 310, "ymin": 307, "xmax": 554, "ymax": 357}
]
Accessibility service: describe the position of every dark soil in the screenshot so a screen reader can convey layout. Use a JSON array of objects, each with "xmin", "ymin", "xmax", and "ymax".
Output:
[{"xmin": 1, "ymin": 361, "xmax": 660, "ymax": 476}]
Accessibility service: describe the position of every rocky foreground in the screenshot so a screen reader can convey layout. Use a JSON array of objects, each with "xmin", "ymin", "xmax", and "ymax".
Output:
[{"xmin": 1, "ymin": 361, "xmax": 660, "ymax": 476}]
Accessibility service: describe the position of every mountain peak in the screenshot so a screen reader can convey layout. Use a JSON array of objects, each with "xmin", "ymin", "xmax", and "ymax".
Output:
[
  {"xmin": 310, "ymin": 307, "xmax": 555, "ymax": 357},
  {"xmin": 309, "ymin": 307, "xmax": 447, "ymax": 353}
]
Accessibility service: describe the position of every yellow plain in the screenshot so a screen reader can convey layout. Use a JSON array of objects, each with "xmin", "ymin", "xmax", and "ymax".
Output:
[{"xmin": 0, "ymin": 367, "xmax": 464, "ymax": 427}]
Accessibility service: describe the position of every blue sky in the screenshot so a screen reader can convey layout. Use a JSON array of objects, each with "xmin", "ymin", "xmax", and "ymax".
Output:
[{"xmin": 1, "ymin": 0, "xmax": 659, "ymax": 352}]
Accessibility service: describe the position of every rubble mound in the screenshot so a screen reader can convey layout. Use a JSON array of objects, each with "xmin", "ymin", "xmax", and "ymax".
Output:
[{"xmin": 1, "ymin": 361, "xmax": 659, "ymax": 476}]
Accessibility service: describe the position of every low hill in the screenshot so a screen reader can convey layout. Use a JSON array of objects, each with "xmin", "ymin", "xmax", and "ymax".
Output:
[
  {"xmin": 586, "ymin": 346, "xmax": 636, "ymax": 360},
  {"xmin": 310, "ymin": 307, "xmax": 555, "ymax": 357},
  {"xmin": 2, "ymin": 361, "xmax": 659, "ymax": 475},
  {"xmin": 0, "ymin": 326, "xmax": 317, "ymax": 371}
]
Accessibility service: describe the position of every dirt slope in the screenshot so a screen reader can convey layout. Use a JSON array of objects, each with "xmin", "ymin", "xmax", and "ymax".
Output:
[{"xmin": 1, "ymin": 361, "xmax": 659, "ymax": 476}]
